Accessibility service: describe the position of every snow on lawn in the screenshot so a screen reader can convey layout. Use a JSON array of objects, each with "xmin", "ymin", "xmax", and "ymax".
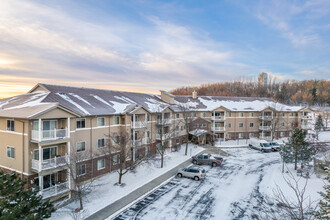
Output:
[
  {"xmin": 52, "ymin": 144, "xmax": 203, "ymax": 220},
  {"xmin": 318, "ymin": 131, "xmax": 330, "ymax": 142}
]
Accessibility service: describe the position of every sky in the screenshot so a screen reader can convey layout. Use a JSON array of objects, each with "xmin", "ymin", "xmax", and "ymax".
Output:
[{"xmin": 0, "ymin": 0, "xmax": 329, "ymax": 98}]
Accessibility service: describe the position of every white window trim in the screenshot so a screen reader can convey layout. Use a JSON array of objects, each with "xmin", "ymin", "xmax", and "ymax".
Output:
[
  {"xmin": 97, "ymin": 159, "xmax": 106, "ymax": 170},
  {"xmin": 77, "ymin": 164, "xmax": 87, "ymax": 176},
  {"xmin": 97, "ymin": 117, "xmax": 105, "ymax": 127},
  {"xmin": 76, "ymin": 141, "xmax": 86, "ymax": 152},
  {"xmin": 97, "ymin": 138, "xmax": 105, "ymax": 148},
  {"xmin": 76, "ymin": 118, "xmax": 86, "ymax": 130},
  {"xmin": 7, "ymin": 146, "xmax": 15, "ymax": 159}
]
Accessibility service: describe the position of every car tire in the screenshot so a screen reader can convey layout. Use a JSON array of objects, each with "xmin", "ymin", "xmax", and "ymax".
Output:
[
  {"xmin": 193, "ymin": 160, "xmax": 197, "ymax": 165},
  {"xmin": 177, "ymin": 173, "xmax": 182, "ymax": 178},
  {"xmin": 212, "ymin": 162, "xmax": 217, "ymax": 167},
  {"xmin": 194, "ymin": 176, "xmax": 199, "ymax": 181}
]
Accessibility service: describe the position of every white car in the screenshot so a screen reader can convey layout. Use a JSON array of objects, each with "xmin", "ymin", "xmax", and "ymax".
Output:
[
  {"xmin": 177, "ymin": 166, "xmax": 206, "ymax": 181},
  {"xmin": 269, "ymin": 142, "xmax": 280, "ymax": 151},
  {"xmin": 249, "ymin": 138, "xmax": 272, "ymax": 152}
]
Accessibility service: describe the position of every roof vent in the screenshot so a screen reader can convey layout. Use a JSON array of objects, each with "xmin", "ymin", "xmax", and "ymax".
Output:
[{"xmin": 192, "ymin": 90, "xmax": 197, "ymax": 99}]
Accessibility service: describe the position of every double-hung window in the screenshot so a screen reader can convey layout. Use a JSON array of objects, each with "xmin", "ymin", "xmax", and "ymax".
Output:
[
  {"xmin": 76, "ymin": 142, "xmax": 86, "ymax": 152},
  {"xmin": 7, "ymin": 120, "xmax": 15, "ymax": 131},
  {"xmin": 7, "ymin": 146, "xmax": 15, "ymax": 158},
  {"xmin": 76, "ymin": 118, "xmax": 86, "ymax": 129},
  {"xmin": 97, "ymin": 138, "xmax": 105, "ymax": 148},
  {"xmin": 97, "ymin": 159, "xmax": 105, "ymax": 170},
  {"xmin": 97, "ymin": 117, "xmax": 105, "ymax": 127}
]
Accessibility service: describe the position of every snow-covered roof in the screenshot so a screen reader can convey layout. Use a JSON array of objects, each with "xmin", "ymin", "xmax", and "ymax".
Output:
[
  {"xmin": 173, "ymin": 96, "xmax": 303, "ymax": 112},
  {"xmin": 189, "ymin": 129, "xmax": 210, "ymax": 136},
  {"xmin": 0, "ymin": 83, "xmax": 305, "ymax": 118}
]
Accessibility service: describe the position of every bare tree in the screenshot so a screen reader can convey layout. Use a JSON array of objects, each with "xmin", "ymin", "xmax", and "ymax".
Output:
[
  {"xmin": 107, "ymin": 131, "xmax": 145, "ymax": 185},
  {"xmin": 66, "ymin": 146, "xmax": 94, "ymax": 211},
  {"xmin": 178, "ymin": 104, "xmax": 194, "ymax": 155},
  {"xmin": 260, "ymin": 169, "xmax": 318, "ymax": 220}
]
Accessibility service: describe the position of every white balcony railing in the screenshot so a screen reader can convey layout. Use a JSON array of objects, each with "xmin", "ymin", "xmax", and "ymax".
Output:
[
  {"xmin": 212, "ymin": 127, "xmax": 225, "ymax": 131},
  {"xmin": 133, "ymin": 138, "xmax": 148, "ymax": 147},
  {"xmin": 259, "ymin": 116, "xmax": 273, "ymax": 120},
  {"xmin": 32, "ymin": 155, "xmax": 68, "ymax": 171},
  {"xmin": 31, "ymin": 129, "xmax": 68, "ymax": 141},
  {"xmin": 156, "ymin": 119, "xmax": 172, "ymax": 125},
  {"xmin": 211, "ymin": 116, "xmax": 225, "ymax": 121},
  {"xmin": 301, "ymin": 115, "xmax": 312, "ymax": 120},
  {"xmin": 42, "ymin": 181, "xmax": 70, "ymax": 199},
  {"xmin": 259, "ymin": 126, "xmax": 272, "ymax": 131},
  {"xmin": 132, "ymin": 121, "xmax": 147, "ymax": 129},
  {"xmin": 156, "ymin": 133, "xmax": 172, "ymax": 140}
]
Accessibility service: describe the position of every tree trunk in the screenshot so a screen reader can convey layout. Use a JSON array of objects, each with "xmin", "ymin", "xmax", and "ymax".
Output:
[
  {"xmin": 161, "ymin": 153, "xmax": 164, "ymax": 168},
  {"xmin": 78, "ymin": 186, "xmax": 83, "ymax": 210},
  {"xmin": 294, "ymin": 147, "xmax": 298, "ymax": 170},
  {"xmin": 119, "ymin": 168, "xmax": 123, "ymax": 184},
  {"xmin": 185, "ymin": 132, "xmax": 189, "ymax": 155}
]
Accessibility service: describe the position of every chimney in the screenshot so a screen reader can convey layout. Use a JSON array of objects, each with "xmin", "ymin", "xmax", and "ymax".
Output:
[{"xmin": 192, "ymin": 90, "xmax": 197, "ymax": 99}]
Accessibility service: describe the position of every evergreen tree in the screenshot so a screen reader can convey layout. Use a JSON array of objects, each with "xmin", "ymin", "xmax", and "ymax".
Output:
[
  {"xmin": 279, "ymin": 128, "xmax": 315, "ymax": 170},
  {"xmin": 315, "ymin": 168, "xmax": 330, "ymax": 219},
  {"xmin": 315, "ymin": 115, "xmax": 325, "ymax": 132},
  {"xmin": 0, "ymin": 170, "xmax": 54, "ymax": 220}
]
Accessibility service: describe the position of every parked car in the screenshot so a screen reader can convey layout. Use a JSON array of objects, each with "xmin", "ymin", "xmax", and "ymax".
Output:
[
  {"xmin": 248, "ymin": 138, "xmax": 272, "ymax": 152},
  {"xmin": 192, "ymin": 154, "xmax": 223, "ymax": 167},
  {"xmin": 269, "ymin": 142, "xmax": 280, "ymax": 151},
  {"xmin": 177, "ymin": 166, "xmax": 206, "ymax": 181}
]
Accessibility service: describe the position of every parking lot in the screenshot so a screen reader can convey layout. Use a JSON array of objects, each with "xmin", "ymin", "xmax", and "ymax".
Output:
[{"xmin": 112, "ymin": 148, "xmax": 282, "ymax": 220}]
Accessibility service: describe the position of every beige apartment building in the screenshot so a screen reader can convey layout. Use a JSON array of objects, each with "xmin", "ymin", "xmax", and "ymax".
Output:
[{"xmin": 0, "ymin": 83, "xmax": 313, "ymax": 201}]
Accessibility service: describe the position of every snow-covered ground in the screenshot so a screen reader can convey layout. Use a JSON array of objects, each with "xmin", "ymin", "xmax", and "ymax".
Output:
[
  {"xmin": 112, "ymin": 148, "xmax": 326, "ymax": 220},
  {"xmin": 318, "ymin": 131, "xmax": 330, "ymax": 142},
  {"xmin": 52, "ymin": 144, "xmax": 203, "ymax": 220}
]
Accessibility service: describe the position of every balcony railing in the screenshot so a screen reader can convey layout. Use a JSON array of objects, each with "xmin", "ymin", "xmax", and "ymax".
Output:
[
  {"xmin": 301, "ymin": 115, "xmax": 312, "ymax": 119},
  {"xmin": 156, "ymin": 119, "xmax": 172, "ymax": 125},
  {"xmin": 212, "ymin": 127, "xmax": 225, "ymax": 131},
  {"xmin": 32, "ymin": 155, "xmax": 68, "ymax": 171},
  {"xmin": 31, "ymin": 129, "xmax": 68, "ymax": 142},
  {"xmin": 211, "ymin": 116, "xmax": 225, "ymax": 121},
  {"xmin": 156, "ymin": 133, "xmax": 172, "ymax": 140},
  {"xmin": 132, "ymin": 121, "xmax": 147, "ymax": 129},
  {"xmin": 259, "ymin": 116, "xmax": 273, "ymax": 120},
  {"xmin": 42, "ymin": 181, "xmax": 70, "ymax": 199},
  {"xmin": 133, "ymin": 138, "xmax": 148, "ymax": 146},
  {"xmin": 259, "ymin": 126, "xmax": 272, "ymax": 131}
]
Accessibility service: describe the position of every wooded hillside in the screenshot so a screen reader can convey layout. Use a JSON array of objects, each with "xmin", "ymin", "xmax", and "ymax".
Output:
[{"xmin": 171, "ymin": 73, "xmax": 330, "ymax": 106}]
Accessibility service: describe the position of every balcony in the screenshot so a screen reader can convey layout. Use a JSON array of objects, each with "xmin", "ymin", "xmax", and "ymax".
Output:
[
  {"xmin": 156, "ymin": 133, "xmax": 172, "ymax": 140},
  {"xmin": 41, "ymin": 181, "xmax": 70, "ymax": 199},
  {"xmin": 211, "ymin": 116, "xmax": 225, "ymax": 121},
  {"xmin": 259, "ymin": 126, "xmax": 272, "ymax": 131},
  {"xmin": 133, "ymin": 138, "xmax": 148, "ymax": 147},
  {"xmin": 32, "ymin": 155, "xmax": 68, "ymax": 171},
  {"xmin": 132, "ymin": 121, "xmax": 147, "ymax": 129},
  {"xmin": 301, "ymin": 115, "xmax": 312, "ymax": 120},
  {"xmin": 156, "ymin": 119, "xmax": 172, "ymax": 125},
  {"xmin": 31, "ymin": 129, "xmax": 68, "ymax": 142},
  {"xmin": 212, "ymin": 127, "xmax": 225, "ymax": 132},
  {"xmin": 259, "ymin": 116, "xmax": 273, "ymax": 120}
]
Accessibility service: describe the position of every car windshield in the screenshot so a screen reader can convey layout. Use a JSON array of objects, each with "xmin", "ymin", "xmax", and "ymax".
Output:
[
  {"xmin": 263, "ymin": 143, "xmax": 270, "ymax": 147},
  {"xmin": 271, "ymin": 142, "xmax": 279, "ymax": 146}
]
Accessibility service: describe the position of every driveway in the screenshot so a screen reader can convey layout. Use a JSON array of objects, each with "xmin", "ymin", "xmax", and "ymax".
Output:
[{"xmin": 111, "ymin": 148, "xmax": 282, "ymax": 220}]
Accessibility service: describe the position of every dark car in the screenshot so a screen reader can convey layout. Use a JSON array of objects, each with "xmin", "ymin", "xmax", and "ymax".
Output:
[{"xmin": 192, "ymin": 154, "xmax": 223, "ymax": 167}]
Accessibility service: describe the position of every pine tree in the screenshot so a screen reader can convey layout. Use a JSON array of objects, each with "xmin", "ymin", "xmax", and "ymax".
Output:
[
  {"xmin": 315, "ymin": 168, "xmax": 330, "ymax": 219},
  {"xmin": 315, "ymin": 115, "xmax": 325, "ymax": 132},
  {"xmin": 280, "ymin": 128, "xmax": 315, "ymax": 170},
  {"xmin": 0, "ymin": 170, "xmax": 55, "ymax": 220}
]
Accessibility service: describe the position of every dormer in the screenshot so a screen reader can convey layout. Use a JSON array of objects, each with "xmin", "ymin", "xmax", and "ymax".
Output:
[{"xmin": 160, "ymin": 90, "xmax": 175, "ymax": 104}]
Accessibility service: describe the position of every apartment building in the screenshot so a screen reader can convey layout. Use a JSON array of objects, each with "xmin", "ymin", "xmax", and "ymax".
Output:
[{"xmin": 0, "ymin": 83, "xmax": 312, "ymax": 201}]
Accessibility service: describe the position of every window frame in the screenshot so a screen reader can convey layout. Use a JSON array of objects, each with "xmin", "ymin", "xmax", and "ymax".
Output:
[
  {"xmin": 113, "ymin": 154, "xmax": 120, "ymax": 165},
  {"xmin": 76, "ymin": 141, "xmax": 86, "ymax": 152},
  {"xmin": 249, "ymin": 123, "xmax": 254, "ymax": 128},
  {"xmin": 97, "ymin": 138, "xmax": 105, "ymax": 148},
  {"xmin": 239, "ymin": 123, "xmax": 244, "ymax": 128},
  {"xmin": 6, "ymin": 120, "xmax": 15, "ymax": 131},
  {"xmin": 77, "ymin": 164, "xmax": 86, "ymax": 176},
  {"xmin": 97, "ymin": 159, "xmax": 105, "ymax": 170},
  {"xmin": 76, "ymin": 118, "xmax": 86, "ymax": 129},
  {"xmin": 7, "ymin": 146, "xmax": 15, "ymax": 159},
  {"xmin": 113, "ymin": 116, "xmax": 120, "ymax": 125},
  {"xmin": 97, "ymin": 117, "xmax": 105, "ymax": 127}
]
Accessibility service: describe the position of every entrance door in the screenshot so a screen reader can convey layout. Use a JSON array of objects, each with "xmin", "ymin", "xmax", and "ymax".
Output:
[
  {"xmin": 43, "ymin": 173, "xmax": 57, "ymax": 189},
  {"xmin": 42, "ymin": 120, "xmax": 57, "ymax": 139}
]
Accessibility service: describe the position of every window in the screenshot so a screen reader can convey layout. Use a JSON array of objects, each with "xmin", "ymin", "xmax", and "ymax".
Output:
[
  {"xmin": 238, "ymin": 133, "xmax": 243, "ymax": 139},
  {"xmin": 76, "ymin": 118, "xmax": 86, "ymax": 129},
  {"xmin": 7, "ymin": 146, "xmax": 15, "ymax": 158},
  {"xmin": 33, "ymin": 121, "xmax": 39, "ymax": 131},
  {"xmin": 249, "ymin": 123, "xmax": 254, "ymax": 128},
  {"xmin": 114, "ymin": 136, "xmax": 120, "ymax": 144},
  {"xmin": 281, "ymin": 113, "xmax": 285, "ymax": 117},
  {"xmin": 239, "ymin": 112, "xmax": 243, "ymax": 117},
  {"xmin": 6, "ymin": 120, "xmax": 15, "ymax": 131},
  {"xmin": 77, "ymin": 164, "xmax": 86, "ymax": 176},
  {"xmin": 97, "ymin": 159, "xmax": 105, "ymax": 170},
  {"xmin": 249, "ymin": 112, "xmax": 254, "ymax": 117},
  {"xmin": 76, "ymin": 142, "xmax": 86, "ymax": 152},
  {"xmin": 227, "ymin": 133, "xmax": 231, "ymax": 139},
  {"xmin": 113, "ymin": 154, "xmax": 120, "ymax": 165},
  {"xmin": 97, "ymin": 117, "xmax": 105, "ymax": 127},
  {"xmin": 201, "ymin": 112, "xmax": 206, "ymax": 118},
  {"xmin": 228, "ymin": 112, "xmax": 232, "ymax": 117},
  {"xmin": 281, "ymin": 122, "xmax": 285, "ymax": 126},
  {"xmin": 239, "ymin": 123, "xmax": 244, "ymax": 128},
  {"xmin": 97, "ymin": 138, "xmax": 105, "ymax": 148},
  {"xmin": 147, "ymin": 114, "xmax": 150, "ymax": 121},
  {"xmin": 192, "ymin": 112, "xmax": 196, "ymax": 117},
  {"xmin": 113, "ymin": 116, "xmax": 120, "ymax": 125},
  {"xmin": 228, "ymin": 123, "xmax": 231, "ymax": 128},
  {"xmin": 202, "ymin": 123, "xmax": 206, "ymax": 128},
  {"xmin": 33, "ymin": 150, "xmax": 39, "ymax": 160},
  {"xmin": 290, "ymin": 112, "xmax": 294, "ymax": 117},
  {"xmin": 147, "ymin": 131, "xmax": 150, "ymax": 138},
  {"xmin": 176, "ymin": 113, "xmax": 179, "ymax": 118},
  {"xmin": 176, "ymin": 125, "xmax": 179, "ymax": 131},
  {"xmin": 280, "ymin": 132, "xmax": 285, "ymax": 137}
]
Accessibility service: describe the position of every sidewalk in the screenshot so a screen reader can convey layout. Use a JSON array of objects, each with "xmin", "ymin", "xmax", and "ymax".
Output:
[{"xmin": 86, "ymin": 150, "xmax": 207, "ymax": 220}]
